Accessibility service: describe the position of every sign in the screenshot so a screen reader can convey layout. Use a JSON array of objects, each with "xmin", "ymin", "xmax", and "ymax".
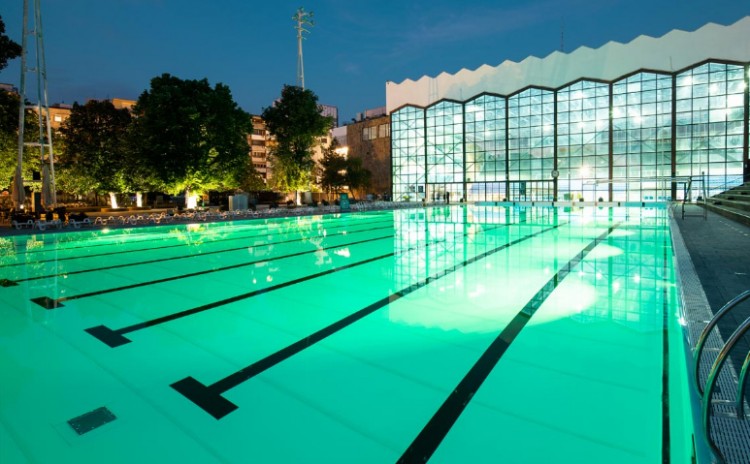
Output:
[{"xmin": 339, "ymin": 193, "xmax": 350, "ymax": 212}]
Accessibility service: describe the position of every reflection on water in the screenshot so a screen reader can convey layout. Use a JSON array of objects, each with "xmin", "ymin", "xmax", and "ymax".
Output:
[{"xmin": 388, "ymin": 205, "xmax": 672, "ymax": 334}]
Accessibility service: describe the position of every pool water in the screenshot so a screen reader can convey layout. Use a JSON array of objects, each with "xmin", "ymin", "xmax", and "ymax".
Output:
[{"xmin": 0, "ymin": 206, "xmax": 698, "ymax": 463}]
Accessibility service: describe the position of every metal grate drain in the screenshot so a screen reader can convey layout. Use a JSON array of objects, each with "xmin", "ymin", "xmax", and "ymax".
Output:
[{"xmin": 67, "ymin": 407, "xmax": 116, "ymax": 436}]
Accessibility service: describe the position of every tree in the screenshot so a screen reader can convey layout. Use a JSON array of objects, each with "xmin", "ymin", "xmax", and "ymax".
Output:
[
  {"xmin": 344, "ymin": 156, "xmax": 372, "ymax": 200},
  {"xmin": 57, "ymin": 100, "xmax": 132, "ymax": 204},
  {"xmin": 319, "ymin": 138, "xmax": 347, "ymax": 199},
  {"xmin": 0, "ymin": 91, "xmax": 41, "ymax": 192},
  {"xmin": 0, "ymin": 16, "xmax": 28, "ymax": 196},
  {"xmin": 238, "ymin": 156, "xmax": 268, "ymax": 193},
  {"xmin": 130, "ymin": 73, "xmax": 251, "ymax": 207},
  {"xmin": 0, "ymin": 16, "xmax": 22, "ymax": 72},
  {"xmin": 262, "ymin": 85, "xmax": 332, "ymax": 204}
]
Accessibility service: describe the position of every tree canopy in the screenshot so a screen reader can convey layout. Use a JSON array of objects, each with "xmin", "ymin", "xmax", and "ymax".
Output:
[
  {"xmin": 129, "ymin": 73, "xmax": 252, "ymax": 199},
  {"xmin": 0, "ymin": 91, "xmax": 41, "ymax": 191},
  {"xmin": 57, "ymin": 100, "xmax": 132, "ymax": 196},
  {"xmin": 262, "ymin": 85, "xmax": 332, "ymax": 197},
  {"xmin": 319, "ymin": 138, "xmax": 347, "ymax": 197},
  {"xmin": 0, "ymin": 16, "xmax": 22, "ymax": 72},
  {"xmin": 319, "ymin": 138, "xmax": 372, "ymax": 200}
]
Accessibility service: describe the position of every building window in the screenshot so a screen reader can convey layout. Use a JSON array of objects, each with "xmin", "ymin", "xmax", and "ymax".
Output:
[
  {"xmin": 391, "ymin": 106, "xmax": 425, "ymax": 200},
  {"xmin": 465, "ymin": 94, "xmax": 506, "ymax": 201},
  {"xmin": 363, "ymin": 126, "xmax": 378, "ymax": 140},
  {"xmin": 426, "ymin": 101, "xmax": 464, "ymax": 188},
  {"xmin": 508, "ymin": 88, "xmax": 554, "ymax": 186},
  {"xmin": 378, "ymin": 123, "xmax": 390, "ymax": 138},
  {"xmin": 557, "ymin": 80, "xmax": 610, "ymax": 201},
  {"xmin": 612, "ymin": 72, "xmax": 672, "ymax": 201},
  {"xmin": 675, "ymin": 62, "xmax": 745, "ymax": 197}
]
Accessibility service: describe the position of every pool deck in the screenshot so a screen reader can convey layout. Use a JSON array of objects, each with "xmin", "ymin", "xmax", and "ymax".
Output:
[
  {"xmin": 673, "ymin": 204, "xmax": 750, "ymax": 463},
  {"xmin": 674, "ymin": 206, "xmax": 750, "ymax": 335}
]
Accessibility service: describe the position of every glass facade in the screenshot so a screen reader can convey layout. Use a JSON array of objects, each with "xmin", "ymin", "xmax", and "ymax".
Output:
[
  {"xmin": 675, "ymin": 63, "xmax": 745, "ymax": 197},
  {"xmin": 391, "ymin": 60, "xmax": 749, "ymax": 202},
  {"xmin": 426, "ymin": 101, "xmax": 464, "ymax": 202},
  {"xmin": 508, "ymin": 88, "xmax": 555, "ymax": 201},
  {"xmin": 391, "ymin": 106, "xmax": 425, "ymax": 201},
  {"xmin": 465, "ymin": 95, "xmax": 507, "ymax": 201},
  {"xmin": 557, "ymin": 80, "xmax": 609, "ymax": 201},
  {"xmin": 612, "ymin": 72, "xmax": 673, "ymax": 201}
]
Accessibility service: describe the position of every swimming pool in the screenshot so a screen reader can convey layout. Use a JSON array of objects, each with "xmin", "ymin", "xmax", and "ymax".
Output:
[{"xmin": 0, "ymin": 205, "xmax": 700, "ymax": 463}]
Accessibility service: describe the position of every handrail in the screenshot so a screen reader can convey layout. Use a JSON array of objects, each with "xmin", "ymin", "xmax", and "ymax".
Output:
[
  {"xmin": 701, "ymin": 315, "xmax": 750, "ymax": 463},
  {"xmin": 737, "ymin": 348, "xmax": 750, "ymax": 418},
  {"xmin": 694, "ymin": 289, "xmax": 750, "ymax": 395},
  {"xmin": 682, "ymin": 177, "xmax": 692, "ymax": 219}
]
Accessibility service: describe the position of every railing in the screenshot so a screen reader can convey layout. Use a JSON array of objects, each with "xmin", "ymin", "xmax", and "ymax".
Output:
[
  {"xmin": 693, "ymin": 289, "xmax": 750, "ymax": 463},
  {"xmin": 682, "ymin": 177, "xmax": 693, "ymax": 219},
  {"xmin": 682, "ymin": 173, "xmax": 708, "ymax": 220}
]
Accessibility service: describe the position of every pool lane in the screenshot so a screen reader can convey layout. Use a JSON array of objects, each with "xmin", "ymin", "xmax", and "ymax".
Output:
[
  {"xmin": 397, "ymin": 223, "xmax": 621, "ymax": 462},
  {"xmin": 171, "ymin": 221, "xmax": 565, "ymax": 419},
  {"xmin": 155, "ymin": 215, "xmax": 613, "ymax": 462},
  {"xmin": 0, "ymin": 216, "xmax": 395, "ymax": 285}
]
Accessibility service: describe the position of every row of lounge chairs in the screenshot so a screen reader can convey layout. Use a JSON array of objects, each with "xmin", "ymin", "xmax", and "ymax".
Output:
[
  {"xmin": 11, "ymin": 217, "xmax": 92, "ymax": 230},
  {"xmin": 7, "ymin": 201, "xmax": 423, "ymax": 232}
]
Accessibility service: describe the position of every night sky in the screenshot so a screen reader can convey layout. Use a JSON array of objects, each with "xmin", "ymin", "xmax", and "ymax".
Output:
[{"xmin": 1, "ymin": 0, "xmax": 749, "ymax": 123}]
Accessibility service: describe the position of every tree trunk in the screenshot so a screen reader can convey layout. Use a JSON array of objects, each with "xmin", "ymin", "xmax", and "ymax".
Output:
[
  {"xmin": 136, "ymin": 192, "xmax": 143, "ymax": 208},
  {"xmin": 109, "ymin": 192, "xmax": 118, "ymax": 209}
]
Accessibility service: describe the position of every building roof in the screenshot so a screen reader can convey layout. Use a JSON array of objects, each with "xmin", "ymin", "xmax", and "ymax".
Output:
[{"xmin": 386, "ymin": 16, "xmax": 750, "ymax": 112}]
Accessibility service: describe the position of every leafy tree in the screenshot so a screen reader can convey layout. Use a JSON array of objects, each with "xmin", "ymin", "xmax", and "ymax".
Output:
[
  {"xmin": 238, "ymin": 156, "xmax": 268, "ymax": 193},
  {"xmin": 130, "ymin": 73, "xmax": 251, "ymax": 206},
  {"xmin": 0, "ymin": 17, "xmax": 28, "ymax": 195},
  {"xmin": 0, "ymin": 16, "xmax": 22, "ymax": 72},
  {"xmin": 262, "ymin": 85, "xmax": 332, "ymax": 204},
  {"xmin": 344, "ymin": 156, "xmax": 372, "ymax": 200},
  {"xmin": 319, "ymin": 138, "xmax": 347, "ymax": 199},
  {"xmin": 0, "ymin": 91, "xmax": 41, "ymax": 191},
  {"xmin": 57, "ymin": 100, "xmax": 132, "ymax": 201}
]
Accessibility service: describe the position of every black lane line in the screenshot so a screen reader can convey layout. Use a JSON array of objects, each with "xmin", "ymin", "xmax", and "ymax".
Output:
[
  {"xmin": 86, "ymin": 247, "xmax": 416, "ymax": 348},
  {"xmin": 0, "ymin": 217, "xmax": 393, "ymax": 270},
  {"xmin": 33, "ymin": 234, "xmax": 395, "ymax": 309},
  {"xmin": 4, "ymin": 222, "xmax": 395, "ymax": 287},
  {"xmin": 84, "ymin": 222, "xmax": 512, "ymax": 347},
  {"xmin": 0, "ymin": 221, "xmax": 396, "ymax": 272},
  {"xmin": 170, "ymin": 222, "xmax": 567, "ymax": 420},
  {"xmin": 397, "ymin": 223, "xmax": 620, "ymax": 463},
  {"xmin": 661, "ymin": 233, "xmax": 671, "ymax": 464},
  {"xmin": 4, "ymin": 213, "xmax": 393, "ymax": 258}
]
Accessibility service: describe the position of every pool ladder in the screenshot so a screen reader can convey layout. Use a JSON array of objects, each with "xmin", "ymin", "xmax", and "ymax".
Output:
[{"xmin": 693, "ymin": 289, "xmax": 750, "ymax": 463}]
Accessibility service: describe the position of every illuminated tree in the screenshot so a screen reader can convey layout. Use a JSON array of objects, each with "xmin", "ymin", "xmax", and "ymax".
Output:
[
  {"xmin": 130, "ymin": 73, "xmax": 251, "ymax": 207},
  {"xmin": 57, "ymin": 100, "xmax": 132, "ymax": 204},
  {"xmin": 262, "ymin": 85, "xmax": 332, "ymax": 204}
]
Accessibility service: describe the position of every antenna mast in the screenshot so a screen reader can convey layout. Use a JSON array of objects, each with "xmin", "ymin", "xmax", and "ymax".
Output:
[
  {"xmin": 17, "ymin": 0, "xmax": 56, "ymax": 208},
  {"xmin": 293, "ymin": 7, "xmax": 314, "ymax": 89}
]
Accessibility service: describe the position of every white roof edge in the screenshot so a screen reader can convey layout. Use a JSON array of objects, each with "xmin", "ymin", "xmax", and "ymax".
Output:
[{"xmin": 386, "ymin": 16, "xmax": 750, "ymax": 113}]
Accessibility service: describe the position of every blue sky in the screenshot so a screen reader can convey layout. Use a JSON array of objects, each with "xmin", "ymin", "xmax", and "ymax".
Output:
[{"xmin": 1, "ymin": 0, "xmax": 749, "ymax": 124}]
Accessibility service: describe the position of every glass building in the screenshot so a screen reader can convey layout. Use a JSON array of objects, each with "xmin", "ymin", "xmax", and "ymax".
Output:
[{"xmin": 388, "ymin": 18, "xmax": 750, "ymax": 202}]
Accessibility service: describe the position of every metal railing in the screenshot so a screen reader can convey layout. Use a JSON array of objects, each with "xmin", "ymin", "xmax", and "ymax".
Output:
[
  {"xmin": 693, "ymin": 289, "xmax": 750, "ymax": 463},
  {"xmin": 682, "ymin": 173, "xmax": 708, "ymax": 220}
]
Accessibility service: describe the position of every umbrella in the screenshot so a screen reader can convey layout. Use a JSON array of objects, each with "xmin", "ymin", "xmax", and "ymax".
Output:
[
  {"xmin": 11, "ymin": 167, "xmax": 25, "ymax": 210},
  {"xmin": 41, "ymin": 164, "xmax": 54, "ymax": 209}
]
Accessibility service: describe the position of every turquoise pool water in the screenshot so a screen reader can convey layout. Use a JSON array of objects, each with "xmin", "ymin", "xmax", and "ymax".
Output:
[{"xmin": 0, "ymin": 206, "xmax": 697, "ymax": 463}]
